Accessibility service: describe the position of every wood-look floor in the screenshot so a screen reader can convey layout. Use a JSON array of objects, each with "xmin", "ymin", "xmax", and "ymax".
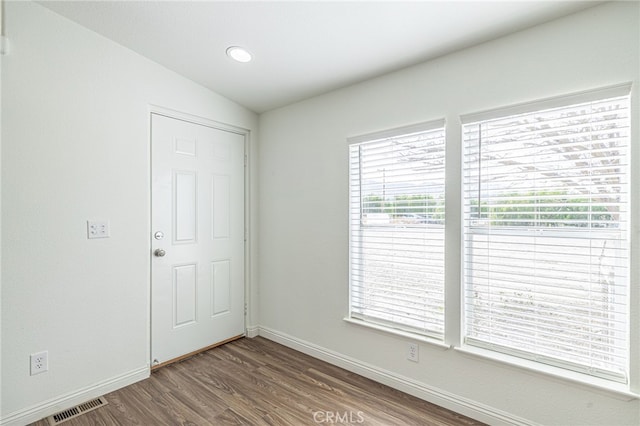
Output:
[{"xmin": 32, "ymin": 337, "xmax": 485, "ymax": 425}]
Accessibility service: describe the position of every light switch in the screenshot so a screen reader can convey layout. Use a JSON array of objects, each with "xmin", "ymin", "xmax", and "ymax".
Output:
[{"xmin": 87, "ymin": 220, "xmax": 110, "ymax": 239}]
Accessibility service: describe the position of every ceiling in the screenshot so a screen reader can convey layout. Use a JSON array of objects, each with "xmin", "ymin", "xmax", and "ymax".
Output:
[{"xmin": 40, "ymin": 1, "xmax": 601, "ymax": 113}]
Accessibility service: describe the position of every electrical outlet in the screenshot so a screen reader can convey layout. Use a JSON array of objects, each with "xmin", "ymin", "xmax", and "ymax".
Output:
[
  {"xmin": 87, "ymin": 220, "xmax": 110, "ymax": 239},
  {"xmin": 407, "ymin": 342, "xmax": 419, "ymax": 362},
  {"xmin": 30, "ymin": 351, "xmax": 48, "ymax": 375}
]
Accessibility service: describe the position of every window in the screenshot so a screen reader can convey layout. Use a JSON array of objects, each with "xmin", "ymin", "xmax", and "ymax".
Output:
[
  {"xmin": 349, "ymin": 121, "xmax": 446, "ymax": 340},
  {"xmin": 462, "ymin": 86, "xmax": 630, "ymax": 382}
]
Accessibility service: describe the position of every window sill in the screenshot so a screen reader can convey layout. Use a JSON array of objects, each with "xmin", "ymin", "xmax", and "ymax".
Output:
[
  {"xmin": 454, "ymin": 345, "xmax": 639, "ymax": 401},
  {"xmin": 343, "ymin": 317, "xmax": 451, "ymax": 350},
  {"xmin": 343, "ymin": 317, "xmax": 638, "ymax": 400}
]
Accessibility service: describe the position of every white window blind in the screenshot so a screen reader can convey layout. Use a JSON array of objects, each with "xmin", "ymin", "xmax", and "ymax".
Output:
[
  {"xmin": 462, "ymin": 89, "xmax": 630, "ymax": 382},
  {"xmin": 349, "ymin": 121, "xmax": 445, "ymax": 339}
]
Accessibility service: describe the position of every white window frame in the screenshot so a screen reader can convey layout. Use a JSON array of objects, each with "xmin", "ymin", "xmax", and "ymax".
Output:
[
  {"xmin": 347, "ymin": 120, "xmax": 447, "ymax": 342},
  {"xmin": 460, "ymin": 84, "xmax": 632, "ymax": 384}
]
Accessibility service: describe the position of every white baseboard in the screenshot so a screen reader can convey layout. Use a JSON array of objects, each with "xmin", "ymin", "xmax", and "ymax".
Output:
[
  {"xmin": 0, "ymin": 366, "xmax": 149, "ymax": 426},
  {"xmin": 245, "ymin": 324, "xmax": 260, "ymax": 338},
  {"xmin": 258, "ymin": 326, "xmax": 534, "ymax": 426}
]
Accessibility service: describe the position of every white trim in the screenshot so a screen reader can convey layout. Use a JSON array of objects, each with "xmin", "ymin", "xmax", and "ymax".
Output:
[
  {"xmin": 0, "ymin": 366, "xmax": 148, "ymax": 426},
  {"xmin": 243, "ymin": 130, "xmax": 253, "ymax": 337},
  {"xmin": 245, "ymin": 325, "xmax": 260, "ymax": 338},
  {"xmin": 460, "ymin": 83, "xmax": 632, "ymax": 124},
  {"xmin": 347, "ymin": 118, "xmax": 445, "ymax": 145},
  {"xmin": 257, "ymin": 326, "xmax": 533, "ymax": 426},
  {"xmin": 149, "ymin": 104, "xmax": 250, "ymax": 136},
  {"xmin": 343, "ymin": 317, "xmax": 450, "ymax": 350},
  {"xmin": 455, "ymin": 345, "xmax": 638, "ymax": 401}
]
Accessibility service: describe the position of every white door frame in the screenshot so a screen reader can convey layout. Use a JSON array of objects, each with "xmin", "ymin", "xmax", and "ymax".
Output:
[{"xmin": 147, "ymin": 104, "xmax": 252, "ymax": 368}]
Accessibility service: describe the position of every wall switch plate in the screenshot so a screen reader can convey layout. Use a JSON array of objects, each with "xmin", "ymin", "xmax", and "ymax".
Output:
[
  {"xmin": 407, "ymin": 342, "xmax": 419, "ymax": 362},
  {"xmin": 30, "ymin": 351, "xmax": 48, "ymax": 375},
  {"xmin": 87, "ymin": 220, "xmax": 110, "ymax": 239}
]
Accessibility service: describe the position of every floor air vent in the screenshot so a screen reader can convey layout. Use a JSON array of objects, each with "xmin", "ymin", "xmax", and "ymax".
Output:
[{"xmin": 47, "ymin": 396, "xmax": 108, "ymax": 425}]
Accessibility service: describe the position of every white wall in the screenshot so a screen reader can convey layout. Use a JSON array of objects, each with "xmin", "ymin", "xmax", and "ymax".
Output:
[
  {"xmin": 0, "ymin": 3, "xmax": 4, "ymax": 420},
  {"xmin": 1, "ymin": 1, "xmax": 258, "ymax": 424},
  {"xmin": 258, "ymin": 2, "xmax": 639, "ymax": 425}
]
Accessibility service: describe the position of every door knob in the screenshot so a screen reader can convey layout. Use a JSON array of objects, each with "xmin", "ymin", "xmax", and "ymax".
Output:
[{"xmin": 154, "ymin": 248, "xmax": 166, "ymax": 257}]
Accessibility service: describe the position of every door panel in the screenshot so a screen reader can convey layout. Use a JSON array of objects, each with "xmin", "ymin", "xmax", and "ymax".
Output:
[
  {"xmin": 173, "ymin": 263, "xmax": 197, "ymax": 327},
  {"xmin": 174, "ymin": 171, "xmax": 197, "ymax": 243},
  {"xmin": 211, "ymin": 260, "xmax": 231, "ymax": 315},
  {"xmin": 151, "ymin": 113, "xmax": 245, "ymax": 365}
]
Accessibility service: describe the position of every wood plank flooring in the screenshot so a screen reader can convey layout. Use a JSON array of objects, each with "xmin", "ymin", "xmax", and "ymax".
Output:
[{"xmin": 32, "ymin": 337, "xmax": 485, "ymax": 425}]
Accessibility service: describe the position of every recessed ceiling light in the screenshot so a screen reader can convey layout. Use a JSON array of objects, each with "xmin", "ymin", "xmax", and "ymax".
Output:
[{"xmin": 226, "ymin": 46, "xmax": 252, "ymax": 63}]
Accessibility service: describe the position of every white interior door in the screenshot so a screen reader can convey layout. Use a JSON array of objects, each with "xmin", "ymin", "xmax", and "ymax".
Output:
[{"xmin": 151, "ymin": 113, "xmax": 245, "ymax": 365}]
